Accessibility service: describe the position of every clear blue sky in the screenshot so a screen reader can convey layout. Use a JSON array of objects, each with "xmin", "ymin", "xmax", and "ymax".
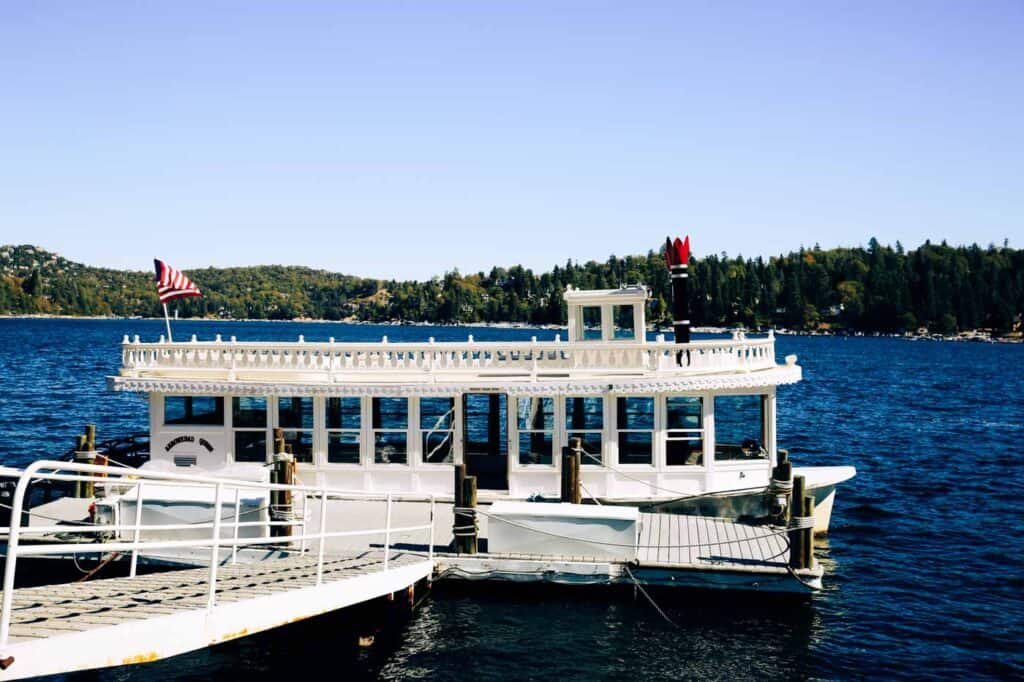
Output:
[{"xmin": 2, "ymin": 1, "xmax": 1021, "ymax": 280}]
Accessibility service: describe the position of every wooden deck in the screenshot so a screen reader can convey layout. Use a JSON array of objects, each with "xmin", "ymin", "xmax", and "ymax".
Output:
[
  {"xmin": 636, "ymin": 512, "xmax": 790, "ymax": 567},
  {"xmin": 0, "ymin": 550, "xmax": 432, "ymax": 680},
  {"xmin": 437, "ymin": 512, "xmax": 817, "ymax": 593}
]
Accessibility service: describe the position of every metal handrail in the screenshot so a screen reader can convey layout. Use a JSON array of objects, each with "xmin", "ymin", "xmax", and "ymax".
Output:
[{"xmin": 0, "ymin": 460, "xmax": 437, "ymax": 650}]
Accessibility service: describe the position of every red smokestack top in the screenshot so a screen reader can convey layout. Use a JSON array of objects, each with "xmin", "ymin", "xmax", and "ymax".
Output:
[{"xmin": 664, "ymin": 236, "xmax": 690, "ymax": 269}]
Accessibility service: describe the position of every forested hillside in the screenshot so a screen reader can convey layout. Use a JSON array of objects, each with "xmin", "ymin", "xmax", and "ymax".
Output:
[{"xmin": 1, "ymin": 240, "xmax": 1021, "ymax": 334}]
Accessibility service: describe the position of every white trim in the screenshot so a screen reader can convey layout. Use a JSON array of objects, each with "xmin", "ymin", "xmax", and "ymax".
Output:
[{"xmin": 110, "ymin": 364, "xmax": 802, "ymax": 397}]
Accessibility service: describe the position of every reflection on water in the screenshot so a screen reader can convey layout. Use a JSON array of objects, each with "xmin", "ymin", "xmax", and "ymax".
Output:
[{"xmin": 381, "ymin": 584, "xmax": 822, "ymax": 681}]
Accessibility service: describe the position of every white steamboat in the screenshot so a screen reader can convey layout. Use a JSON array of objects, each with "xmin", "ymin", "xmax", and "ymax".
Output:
[{"xmin": 110, "ymin": 283, "xmax": 853, "ymax": 534}]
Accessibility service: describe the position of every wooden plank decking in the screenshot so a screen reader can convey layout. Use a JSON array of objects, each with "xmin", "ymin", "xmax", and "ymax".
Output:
[
  {"xmin": 636, "ymin": 512, "xmax": 789, "ymax": 567},
  {"xmin": 437, "ymin": 512, "xmax": 816, "ymax": 593},
  {"xmin": 0, "ymin": 550, "xmax": 432, "ymax": 680}
]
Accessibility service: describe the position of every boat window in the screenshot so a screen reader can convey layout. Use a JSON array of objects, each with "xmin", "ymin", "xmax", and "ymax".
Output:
[
  {"xmin": 613, "ymin": 305, "xmax": 635, "ymax": 340},
  {"xmin": 326, "ymin": 397, "xmax": 361, "ymax": 464},
  {"xmin": 463, "ymin": 394, "xmax": 508, "ymax": 490},
  {"xmin": 665, "ymin": 396, "xmax": 703, "ymax": 466},
  {"xmin": 714, "ymin": 395, "xmax": 768, "ymax": 461},
  {"xmin": 616, "ymin": 397, "xmax": 654, "ymax": 465},
  {"xmin": 278, "ymin": 397, "xmax": 314, "ymax": 463},
  {"xmin": 517, "ymin": 397, "xmax": 554, "ymax": 465},
  {"xmin": 581, "ymin": 306, "xmax": 602, "ymax": 340},
  {"xmin": 373, "ymin": 397, "xmax": 408, "ymax": 465},
  {"xmin": 232, "ymin": 397, "xmax": 267, "ymax": 463},
  {"xmin": 164, "ymin": 396, "xmax": 223, "ymax": 426},
  {"xmin": 565, "ymin": 396, "xmax": 603, "ymax": 466},
  {"xmin": 420, "ymin": 397, "xmax": 455, "ymax": 464}
]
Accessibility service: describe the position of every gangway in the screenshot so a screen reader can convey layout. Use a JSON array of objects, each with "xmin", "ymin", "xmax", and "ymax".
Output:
[{"xmin": 0, "ymin": 461, "xmax": 435, "ymax": 680}]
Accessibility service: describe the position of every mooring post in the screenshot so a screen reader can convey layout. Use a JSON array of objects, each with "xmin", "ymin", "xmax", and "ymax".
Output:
[
  {"xmin": 271, "ymin": 428, "xmax": 294, "ymax": 538},
  {"xmin": 453, "ymin": 463, "xmax": 466, "ymax": 553},
  {"xmin": 560, "ymin": 447, "xmax": 572, "ymax": 502},
  {"xmin": 802, "ymin": 494, "xmax": 816, "ymax": 570},
  {"xmin": 788, "ymin": 474, "xmax": 807, "ymax": 570},
  {"xmin": 72, "ymin": 434, "xmax": 87, "ymax": 498},
  {"xmin": 74, "ymin": 427, "xmax": 97, "ymax": 499},
  {"xmin": 769, "ymin": 451, "xmax": 793, "ymax": 527},
  {"xmin": 570, "ymin": 437, "xmax": 582, "ymax": 504},
  {"xmin": 461, "ymin": 475, "xmax": 478, "ymax": 555},
  {"xmin": 270, "ymin": 428, "xmax": 294, "ymax": 540}
]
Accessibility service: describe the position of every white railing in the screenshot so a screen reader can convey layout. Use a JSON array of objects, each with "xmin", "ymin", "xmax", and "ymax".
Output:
[
  {"xmin": 0, "ymin": 460, "xmax": 436, "ymax": 649},
  {"xmin": 119, "ymin": 333, "xmax": 777, "ymax": 378}
]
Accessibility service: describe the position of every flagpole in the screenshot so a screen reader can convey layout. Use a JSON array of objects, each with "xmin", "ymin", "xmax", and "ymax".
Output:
[{"xmin": 162, "ymin": 303, "xmax": 174, "ymax": 342}]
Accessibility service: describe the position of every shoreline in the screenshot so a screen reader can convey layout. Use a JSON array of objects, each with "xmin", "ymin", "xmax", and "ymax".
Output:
[{"xmin": 1, "ymin": 314, "xmax": 1020, "ymax": 342}]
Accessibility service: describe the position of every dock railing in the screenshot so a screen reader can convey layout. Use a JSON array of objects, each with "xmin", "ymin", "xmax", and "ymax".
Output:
[
  {"xmin": 118, "ymin": 332, "xmax": 777, "ymax": 379},
  {"xmin": 0, "ymin": 460, "xmax": 436, "ymax": 650}
]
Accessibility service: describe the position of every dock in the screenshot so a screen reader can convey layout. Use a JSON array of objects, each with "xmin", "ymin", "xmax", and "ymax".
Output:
[
  {"xmin": 0, "ymin": 459, "xmax": 821, "ymax": 679},
  {"xmin": 437, "ymin": 512, "xmax": 819, "ymax": 593},
  {"xmin": 0, "ymin": 551, "xmax": 430, "ymax": 680}
]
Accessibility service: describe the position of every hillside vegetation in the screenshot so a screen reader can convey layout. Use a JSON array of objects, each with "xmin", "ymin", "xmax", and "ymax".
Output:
[{"xmin": 1, "ymin": 240, "xmax": 1021, "ymax": 334}]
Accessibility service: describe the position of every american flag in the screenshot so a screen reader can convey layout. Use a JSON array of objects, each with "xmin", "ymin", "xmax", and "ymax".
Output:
[{"xmin": 154, "ymin": 259, "xmax": 202, "ymax": 304}]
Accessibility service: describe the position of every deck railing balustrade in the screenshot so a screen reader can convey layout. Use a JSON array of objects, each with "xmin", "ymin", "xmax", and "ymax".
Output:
[{"xmin": 119, "ymin": 333, "xmax": 777, "ymax": 379}]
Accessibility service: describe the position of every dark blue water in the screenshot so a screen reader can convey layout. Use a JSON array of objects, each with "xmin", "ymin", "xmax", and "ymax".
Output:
[{"xmin": 1, "ymin": 319, "xmax": 1022, "ymax": 680}]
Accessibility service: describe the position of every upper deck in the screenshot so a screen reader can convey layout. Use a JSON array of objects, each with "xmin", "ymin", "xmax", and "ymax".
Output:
[{"xmin": 111, "ymin": 331, "xmax": 801, "ymax": 396}]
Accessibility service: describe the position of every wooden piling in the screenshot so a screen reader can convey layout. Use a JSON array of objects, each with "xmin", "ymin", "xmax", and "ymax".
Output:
[
  {"xmin": 74, "ymin": 429, "xmax": 96, "ymax": 499},
  {"xmin": 560, "ymin": 442, "xmax": 582, "ymax": 504},
  {"xmin": 769, "ymin": 458, "xmax": 793, "ymax": 527},
  {"xmin": 453, "ymin": 464, "xmax": 466, "ymax": 553},
  {"xmin": 560, "ymin": 447, "xmax": 572, "ymax": 502},
  {"xmin": 271, "ymin": 431, "xmax": 295, "ymax": 538},
  {"xmin": 802, "ymin": 494, "xmax": 815, "ymax": 570},
  {"xmin": 788, "ymin": 475, "xmax": 806, "ymax": 570},
  {"xmin": 461, "ymin": 475, "xmax": 478, "ymax": 555}
]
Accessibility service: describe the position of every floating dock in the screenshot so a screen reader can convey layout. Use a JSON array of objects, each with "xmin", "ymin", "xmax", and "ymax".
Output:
[
  {"xmin": 438, "ymin": 511, "xmax": 819, "ymax": 593},
  {"xmin": 0, "ymin": 459, "xmax": 821, "ymax": 679}
]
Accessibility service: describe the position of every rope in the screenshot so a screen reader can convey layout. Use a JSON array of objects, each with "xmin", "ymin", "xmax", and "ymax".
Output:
[
  {"xmin": 788, "ymin": 515, "xmax": 815, "ymax": 530},
  {"xmin": 769, "ymin": 478, "xmax": 793, "ymax": 492},
  {"xmin": 623, "ymin": 563, "xmax": 680, "ymax": 628},
  {"xmin": 575, "ymin": 447, "xmax": 767, "ymax": 504},
  {"xmin": 785, "ymin": 563, "xmax": 822, "ymax": 589},
  {"xmin": 452, "ymin": 506, "xmax": 478, "ymax": 537},
  {"xmin": 75, "ymin": 551, "xmax": 122, "ymax": 582},
  {"xmin": 579, "ymin": 481, "xmax": 603, "ymax": 506}
]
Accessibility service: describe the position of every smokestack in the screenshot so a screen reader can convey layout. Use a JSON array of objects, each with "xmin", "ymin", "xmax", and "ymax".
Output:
[{"xmin": 664, "ymin": 236, "xmax": 691, "ymax": 344}]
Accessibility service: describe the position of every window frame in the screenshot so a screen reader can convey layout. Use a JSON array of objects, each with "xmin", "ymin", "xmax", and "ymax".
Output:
[
  {"xmin": 513, "ymin": 396, "xmax": 556, "ymax": 468},
  {"xmin": 712, "ymin": 393, "xmax": 771, "ymax": 464},
  {"xmin": 613, "ymin": 395, "xmax": 656, "ymax": 468},
  {"xmin": 564, "ymin": 395, "xmax": 605, "ymax": 467},
  {"xmin": 162, "ymin": 395, "xmax": 225, "ymax": 428},
  {"xmin": 275, "ymin": 396, "xmax": 315, "ymax": 464},
  {"xmin": 370, "ymin": 396, "xmax": 410, "ymax": 467},
  {"xmin": 663, "ymin": 395, "xmax": 705, "ymax": 468},
  {"xmin": 231, "ymin": 396, "xmax": 269, "ymax": 464},
  {"xmin": 418, "ymin": 396, "xmax": 457, "ymax": 466},
  {"xmin": 323, "ymin": 396, "xmax": 364, "ymax": 467}
]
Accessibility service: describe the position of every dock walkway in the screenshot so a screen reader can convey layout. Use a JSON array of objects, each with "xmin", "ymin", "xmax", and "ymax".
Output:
[{"xmin": 0, "ymin": 550, "xmax": 431, "ymax": 679}]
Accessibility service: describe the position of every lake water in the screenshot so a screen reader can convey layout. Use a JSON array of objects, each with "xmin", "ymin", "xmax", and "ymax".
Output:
[{"xmin": 0, "ymin": 318, "xmax": 1022, "ymax": 680}]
